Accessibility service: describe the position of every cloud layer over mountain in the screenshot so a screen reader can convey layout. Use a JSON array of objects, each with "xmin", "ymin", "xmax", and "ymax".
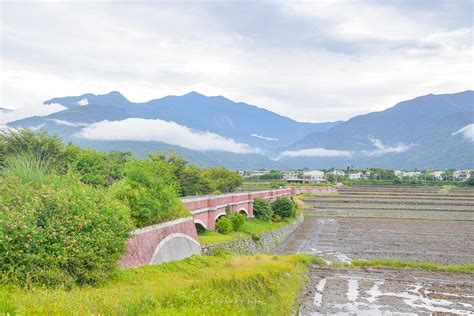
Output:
[
  {"xmin": 76, "ymin": 118, "xmax": 258, "ymax": 153},
  {"xmin": 452, "ymin": 124, "xmax": 474, "ymax": 141}
]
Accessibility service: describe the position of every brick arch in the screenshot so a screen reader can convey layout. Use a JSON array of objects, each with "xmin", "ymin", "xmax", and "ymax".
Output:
[
  {"xmin": 149, "ymin": 233, "xmax": 201, "ymax": 265},
  {"xmin": 238, "ymin": 207, "xmax": 249, "ymax": 216},
  {"xmin": 214, "ymin": 211, "xmax": 227, "ymax": 223},
  {"xmin": 194, "ymin": 219, "xmax": 208, "ymax": 230}
]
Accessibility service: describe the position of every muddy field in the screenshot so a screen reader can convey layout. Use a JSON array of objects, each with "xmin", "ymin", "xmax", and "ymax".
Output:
[
  {"xmin": 277, "ymin": 185, "xmax": 474, "ymax": 315},
  {"xmin": 299, "ymin": 266, "xmax": 474, "ymax": 315}
]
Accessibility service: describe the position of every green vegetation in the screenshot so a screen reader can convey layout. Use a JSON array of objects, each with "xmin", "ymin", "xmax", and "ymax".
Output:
[
  {"xmin": 216, "ymin": 216, "xmax": 233, "ymax": 234},
  {"xmin": 272, "ymin": 197, "xmax": 296, "ymax": 218},
  {"xmin": 0, "ymin": 160, "xmax": 132, "ymax": 287},
  {"xmin": 333, "ymin": 259, "xmax": 474, "ymax": 272},
  {"xmin": 200, "ymin": 197, "xmax": 301, "ymax": 244},
  {"xmin": 110, "ymin": 157, "xmax": 188, "ymax": 228},
  {"xmin": 253, "ymin": 198, "xmax": 273, "ymax": 221},
  {"xmin": 197, "ymin": 230, "xmax": 237, "ymax": 244},
  {"xmin": 71, "ymin": 149, "xmax": 130, "ymax": 186},
  {"xmin": 231, "ymin": 213, "xmax": 246, "ymax": 231},
  {"xmin": 0, "ymin": 254, "xmax": 317, "ymax": 315},
  {"xmin": 240, "ymin": 219, "xmax": 291, "ymax": 235},
  {"xmin": 0, "ymin": 130, "xmax": 245, "ymax": 289},
  {"xmin": 199, "ymin": 218, "xmax": 296, "ymax": 245}
]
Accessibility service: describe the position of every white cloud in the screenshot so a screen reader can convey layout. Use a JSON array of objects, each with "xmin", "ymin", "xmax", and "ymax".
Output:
[
  {"xmin": 362, "ymin": 137, "xmax": 413, "ymax": 156},
  {"xmin": 1, "ymin": 2, "xmax": 471, "ymax": 122},
  {"xmin": 49, "ymin": 119, "xmax": 89, "ymax": 127},
  {"xmin": 281, "ymin": 137, "xmax": 414, "ymax": 158},
  {"xmin": 0, "ymin": 102, "xmax": 66, "ymax": 124},
  {"xmin": 77, "ymin": 98, "xmax": 89, "ymax": 106},
  {"xmin": 452, "ymin": 124, "xmax": 474, "ymax": 141},
  {"xmin": 76, "ymin": 118, "xmax": 258, "ymax": 153},
  {"xmin": 251, "ymin": 133, "xmax": 279, "ymax": 141},
  {"xmin": 281, "ymin": 148, "xmax": 353, "ymax": 158}
]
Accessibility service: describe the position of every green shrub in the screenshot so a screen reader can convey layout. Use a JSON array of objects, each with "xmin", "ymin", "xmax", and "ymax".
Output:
[
  {"xmin": 216, "ymin": 217, "xmax": 232, "ymax": 234},
  {"xmin": 231, "ymin": 213, "xmax": 246, "ymax": 231},
  {"xmin": 0, "ymin": 174, "xmax": 132, "ymax": 287},
  {"xmin": 253, "ymin": 198, "xmax": 273, "ymax": 221},
  {"xmin": 271, "ymin": 197, "xmax": 295, "ymax": 218},
  {"xmin": 110, "ymin": 158, "xmax": 189, "ymax": 228}
]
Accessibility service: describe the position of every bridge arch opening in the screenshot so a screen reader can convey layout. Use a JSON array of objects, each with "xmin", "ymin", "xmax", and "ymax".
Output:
[
  {"xmin": 149, "ymin": 233, "xmax": 201, "ymax": 265},
  {"xmin": 194, "ymin": 220, "xmax": 207, "ymax": 233},
  {"xmin": 214, "ymin": 211, "xmax": 227, "ymax": 223},
  {"xmin": 238, "ymin": 208, "xmax": 249, "ymax": 217}
]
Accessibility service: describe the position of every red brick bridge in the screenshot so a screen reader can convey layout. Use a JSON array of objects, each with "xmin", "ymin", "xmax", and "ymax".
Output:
[{"xmin": 119, "ymin": 186, "xmax": 336, "ymax": 268}]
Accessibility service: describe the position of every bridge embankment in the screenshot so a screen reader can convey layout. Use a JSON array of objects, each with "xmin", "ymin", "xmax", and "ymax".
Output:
[
  {"xmin": 201, "ymin": 214, "xmax": 304, "ymax": 256},
  {"xmin": 119, "ymin": 186, "xmax": 337, "ymax": 268}
]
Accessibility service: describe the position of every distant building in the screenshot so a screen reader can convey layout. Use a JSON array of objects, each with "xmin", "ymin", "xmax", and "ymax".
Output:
[
  {"xmin": 348, "ymin": 172, "xmax": 363, "ymax": 180},
  {"xmin": 282, "ymin": 171, "xmax": 298, "ymax": 180},
  {"xmin": 453, "ymin": 170, "xmax": 471, "ymax": 181},
  {"xmin": 429, "ymin": 171, "xmax": 444, "ymax": 181},
  {"xmin": 303, "ymin": 170, "xmax": 325, "ymax": 183},
  {"xmin": 332, "ymin": 170, "xmax": 346, "ymax": 177},
  {"xmin": 395, "ymin": 171, "xmax": 422, "ymax": 179}
]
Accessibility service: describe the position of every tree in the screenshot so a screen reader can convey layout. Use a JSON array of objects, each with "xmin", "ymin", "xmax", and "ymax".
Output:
[
  {"xmin": 110, "ymin": 158, "xmax": 188, "ymax": 228},
  {"xmin": 179, "ymin": 165, "xmax": 213, "ymax": 196},
  {"xmin": 203, "ymin": 167, "xmax": 243, "ymax": 193},
  {"xmin": 325, "ymin": 172, "xmax": 336, "ymax": 183},
  {"xmin": 253, "ymin": 198, "xmax": 273, "ymax": 221},
  {"xmin": 271, "ymin": 197, "xmax": 295, "ymax": 218}
]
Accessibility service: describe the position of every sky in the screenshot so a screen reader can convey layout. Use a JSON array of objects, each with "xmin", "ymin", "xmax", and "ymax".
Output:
[{"xmin": 1, "ymin": 0, "xmax": 472, "ymax": 123}]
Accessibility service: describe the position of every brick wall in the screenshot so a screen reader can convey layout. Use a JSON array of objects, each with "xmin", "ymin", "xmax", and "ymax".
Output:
[{"xmin": 118, "ymin": 217, "xmax": 198, "ymax": 268}]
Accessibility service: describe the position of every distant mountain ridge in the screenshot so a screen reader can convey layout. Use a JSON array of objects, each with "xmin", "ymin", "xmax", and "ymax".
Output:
[
  {"xmin": 281, "ymin": 90, "xmax": 473, "ymax": 169},
  {"xmin": 5, "ymin": 90, "xmax": 473, "ymax": 169},
  {"xmin": 37, "ymin": 91, "xmax": 340, "ymax": 150}
]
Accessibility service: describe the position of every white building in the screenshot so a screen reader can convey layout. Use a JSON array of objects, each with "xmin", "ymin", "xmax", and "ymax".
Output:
[
  {"xmin": 332, "ymin": 170, "xmax": 346, "ymax": 177},
  {"xmin": 453, "ymin": 170, "xmax": 471, "ymax": 181},
  {"xmin": 429, "ymin": 171, "xmax": 444, "ymax": 181},
  {"xmin": 282, "ymin": 171, "xmax": 298, "ymax": 180},
  {"xmin": 348, "ymin": 172, "xmax": 363, "ymax": 180},
  {"xmin": 303, "ymin": 170, "xmax": 325, "ymax": 183},
  {"xmin": 395, "ymin": 171, "xmax": 422, "ymax": 179}
]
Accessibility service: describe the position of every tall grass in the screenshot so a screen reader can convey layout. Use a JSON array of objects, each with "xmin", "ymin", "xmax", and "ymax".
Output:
[
  {"xmin": 0, "ymin": 254, "xmax": 316, "ymax": 315},
  {"xmin": 1, "ymin": 152, "xmax": 52, "ymax": 182}
]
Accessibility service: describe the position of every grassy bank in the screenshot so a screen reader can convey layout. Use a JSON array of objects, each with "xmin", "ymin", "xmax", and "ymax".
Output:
[
  {"xmin": 0, "ymin": 254, "xmax": 315, "ymax": 315},
  {"xmin": 198, "ymin": 218, "xmax": 295, "ymax": 245},
  {"xmin": 333, "ymin": 259, "xmax": 474, "ymax": 272}
]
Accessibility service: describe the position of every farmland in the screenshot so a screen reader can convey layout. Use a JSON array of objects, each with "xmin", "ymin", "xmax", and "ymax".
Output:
[{"xmin": 277, "ymin": 185, "xmax": 474, "ymax": 314}]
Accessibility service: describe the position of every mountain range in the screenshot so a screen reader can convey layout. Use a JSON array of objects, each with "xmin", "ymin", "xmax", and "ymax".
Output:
[{"xmin": 4, "ymin": 90, "xmax": 473, "ymax": 170}]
